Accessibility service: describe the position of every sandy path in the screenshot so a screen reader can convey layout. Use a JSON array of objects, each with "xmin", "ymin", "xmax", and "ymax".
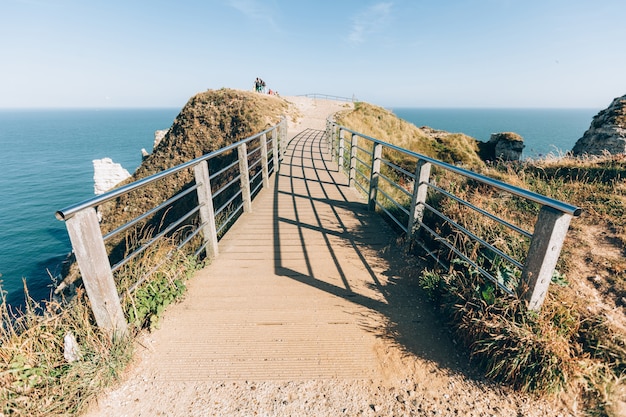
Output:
[{"xmin": 82, "ymin": 97, "xmax": 574, "ymax": 417}]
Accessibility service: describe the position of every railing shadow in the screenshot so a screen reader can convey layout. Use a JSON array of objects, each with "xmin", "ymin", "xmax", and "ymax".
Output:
[{"xmin": 272, "ymin": 128, "xmax": 474, "ymax": 377}]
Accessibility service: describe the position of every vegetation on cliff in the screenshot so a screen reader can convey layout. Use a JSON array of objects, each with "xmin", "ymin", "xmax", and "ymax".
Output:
[
  {"xmin": 1, "ymin": 88, "xmax": 291, "ymax": 416},
  {"xmin": 335, "ymin": 102, "xmax": 486, "ymax": 170},
  {"xmin": 335, "ymin": 101, "xmax": 626, "ymax": 416},
  {"xmin": 2, "ymin": 91, "xmax": 624, "ymax": 416}
]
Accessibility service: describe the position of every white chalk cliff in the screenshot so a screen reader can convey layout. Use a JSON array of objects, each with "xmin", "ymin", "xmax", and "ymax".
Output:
[{"xmin": 93, "ymin": 158, "xmax": 131, "ymax": 195}]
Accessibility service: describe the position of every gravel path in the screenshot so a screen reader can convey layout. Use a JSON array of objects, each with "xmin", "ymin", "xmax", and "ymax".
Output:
[{"xmin": 83, "ymin": 96, "xmax": 575, "ymax": 417}]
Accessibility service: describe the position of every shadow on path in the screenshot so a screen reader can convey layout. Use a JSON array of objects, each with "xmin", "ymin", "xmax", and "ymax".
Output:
[{"xmin": 272, "ymin": 128, "xmax": 473, "ymax": 377}]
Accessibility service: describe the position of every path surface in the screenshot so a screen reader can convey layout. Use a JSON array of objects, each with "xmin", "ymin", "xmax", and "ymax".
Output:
[{"xmin": 84, "ymin": 97, "xmax": 572, "ymax": 417}]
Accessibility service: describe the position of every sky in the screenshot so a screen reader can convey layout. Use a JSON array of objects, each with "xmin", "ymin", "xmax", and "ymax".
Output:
[{"xmin": 1, "ymin": 0, "xmax": 625, "ymax": 109}]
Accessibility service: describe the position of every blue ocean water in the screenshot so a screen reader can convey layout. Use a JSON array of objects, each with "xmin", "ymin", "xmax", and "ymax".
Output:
[
  {"xmin": 0, "ymin": 109, "xmax": 179, "ymax": 307},
  {"xmin": 0, "ymin": 107, "xmax": 599, "ymax": 308},
  {"xmin": 392, "ymin": 108, "xmax": 599, "ymax": 158}
]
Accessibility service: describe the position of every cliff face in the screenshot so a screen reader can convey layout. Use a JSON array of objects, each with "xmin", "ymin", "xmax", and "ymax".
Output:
[
  {"xmin": 98, "ymin": 88, "xmax": 289, "ymax": 233},
  {"xmin": 572, "ymin": 94, "xmax": 626, "ymax": 156},
  {"xmin": 135, "ymin": 88, "xmax": 289, "ymax": 177}
]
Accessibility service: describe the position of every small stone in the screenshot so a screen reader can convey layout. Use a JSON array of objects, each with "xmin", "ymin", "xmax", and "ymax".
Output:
[{"xmin": 63, "ymin": 331, "xmax": 81, "ymax": 363}]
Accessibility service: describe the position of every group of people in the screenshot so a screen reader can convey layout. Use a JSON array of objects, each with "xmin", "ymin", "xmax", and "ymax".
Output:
[
  {"xmin": 254, "ymin": 77, "xmax": 278, "ymax": 96},
  {"xmin": 254, "ymin": 77, "xmax": 266, "ymax": 93}
]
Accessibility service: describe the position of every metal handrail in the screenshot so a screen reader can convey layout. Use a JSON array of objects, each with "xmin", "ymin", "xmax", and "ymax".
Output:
[
  {"xmin": 298, "ymin": 93, "xmax": 358, "ymax": 102},
  {"xmin": 328, "ymin": 120, "xmax": 581, "ymax": 311},
  {"xmin": 56, "ymin": 118, "xmax": 287, "ymax": 335},
  {"xmin": 335, "ymin": 125, "xmax": 582, "ymax": 217},
  {"xmin": 55, "ymin": 124, "xmax": 281, "ymax": 221}
]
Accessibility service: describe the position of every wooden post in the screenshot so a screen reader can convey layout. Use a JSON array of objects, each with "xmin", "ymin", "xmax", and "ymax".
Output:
[
  {"xmin": 325, "ymin": 121, "xmax": 331, "ymax": 149},
  {"xmin": 238, "ymin": 143, "xmax": 252, "ymax": 213},
  {"xmin": 65, "ymin": 209, "xmax": 128, "ymax": 337},
  {"xmin": 280, "ymin": 117, "xmax": 287, "ymax": 160},
  {"xmin": 284, "ymin": 117, "xmax": 288, "ymax": 154},
  {"xmin": 368, "ymin": 142, "xmax": 383, "ymax": 211},
  {"xmin": 260, "ymin": 133, "xmax": 270, "ymax": 189},
  {"xmin": 193, "ymin": 161, "xmax": 219, "ymax": 259},
  {"xmin": 408, "ymin": 159, "xmax": 432, "ymax": 238},
  {"xmin": 338, "ymin": 129, "xmax": 345, "ymax": 173},
  {"xmin": 329, "ymin": 125, "xmax": 336, "ymax": 163},
  {"xmin": 349, "ymin": 133, "xmax": 358, "ymax": 186},
  {"xmin": 272, "ymin": 128, "xmax": 279, "ymax": 174},
  {"xmin": 521, "ymin": 206, "xmax": 573, "ymax": 311}
]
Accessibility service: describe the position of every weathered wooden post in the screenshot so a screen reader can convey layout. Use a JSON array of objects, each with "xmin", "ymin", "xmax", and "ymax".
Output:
[
  {"xmin": 260, "ymin": 133, "xmax": 270, "ymax": 189},
  {"xmin": 65, "ymin": 209, "xmax": 128, "ymax": 338},
  {"xmin": 408, "ymin": 159, "xmax": 432, "ymax": 239},
  {"xmin": 521, "ymin": 206, "xmax": 573, "ymax": 311},
  {"xmin": 279, "ymin": 117, "xmax": 288, "ymax": 161},
  {"xmin": 193, "ymin": 161, "xmax": 219, "ymax": 258},
  {"xmin": 349, "ymin": 132, "xmax": 358, "ymax": 186},
  {"xmin": 272, "ymin": 128, "xmax": 279, "ymax": 174},
  {"xmin": 325, "ymin": 120, "xmax": 331, "ymax": 150},
  {"xmin": 238, "ymin": 143, "xmax": 252, "ymax": 213},
  {"xmin": 328, "ymin": 124, "xmax": 336, "ymax": 163},
  {"xmin": 368, "ymin": 142, "xmax": 383, "ymax": 211},
  {"xmin": 338, "ymin": 129, "xmax": 345, "ymax": 173}
]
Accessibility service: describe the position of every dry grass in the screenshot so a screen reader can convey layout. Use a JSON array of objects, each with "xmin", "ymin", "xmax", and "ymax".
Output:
[
  {"xmin": 334, "ymin": 102, "xmax": 486, "ymax": 170},
  {"xmin": 335, "ymin": 103, "xmax": 626, "ymax": 415},
  {"xmin": 421, "ymin": 153, "xmax": 626, "ymax": 415},
  {"xmin": 1, "ymin": 238, "xmax": 201, "ymax": 416},
  {"xmin": 0, "ymin": 288, "xmax": 134, "ymax": 416}
]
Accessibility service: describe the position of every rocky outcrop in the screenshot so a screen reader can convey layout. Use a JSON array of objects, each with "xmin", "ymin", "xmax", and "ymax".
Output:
[
  {"xmin": 477, "ymin": 132, "xmax": 525, "ymax": 162},
  {"xmin": 572, "ymin": 94, "xmax": 626, "ymax": 156},
  {"xmin": 154, "ymin": 129, "xmax": 169, "ymax": 148},
  {"xmin": 142, "ymin": 129, "xmax": 170, "ymax": 159},
  {"xmin": 93, "ymin": 158, "xmax": 131, "ymax": 195},
  {"xmin": 491, "ymin": 132, "xmax": 525, "ymax": 161}
]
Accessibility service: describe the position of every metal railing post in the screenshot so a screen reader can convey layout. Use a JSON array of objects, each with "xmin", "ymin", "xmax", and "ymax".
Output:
[
  {"xmin": 521, "ymin": 207, "xmax": 573, "ymax": 311},
  {"xmin": 65, "ymin": 209, "xmax": 128, "ymax": 337},
  {"xmin": 368, "ymin": 142, "xmax": 383, "ymax": 211},
  {"xmin": 238, "ymin": 143, "xmax": 252, "ymax": 213},
  {"xmin": 349, "ymin": 132, "xmax": 358, "ymax": 186},
  {"xmin": 260, "ymin": 133, "xmax": 270, "ymax": 189},
  {"xmin": 408, "ymin": 159, "xmax": 432, "ymax": 238},
  {"xmin": 338, "ymin": 129, "xmax": 345, "ymax": 172},
  {"xmin": 193, "ymin": 161, "xmax": 219, "ymax": 258}
]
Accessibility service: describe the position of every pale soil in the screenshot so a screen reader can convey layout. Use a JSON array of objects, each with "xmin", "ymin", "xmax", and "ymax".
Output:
[{"xmin": 83, "ymin": 96, "xmax": 576, "ymax": 417}]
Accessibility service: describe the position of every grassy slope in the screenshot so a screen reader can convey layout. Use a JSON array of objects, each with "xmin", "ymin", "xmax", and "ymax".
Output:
[{"xmin": 335, "ymin": 102, "xmax": 626, "ymax": 416}]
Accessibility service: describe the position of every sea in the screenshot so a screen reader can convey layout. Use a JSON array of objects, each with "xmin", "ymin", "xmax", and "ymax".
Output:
[{"xmin": 0, "ymin": 107, "xmax": 599, "ymax": 308}]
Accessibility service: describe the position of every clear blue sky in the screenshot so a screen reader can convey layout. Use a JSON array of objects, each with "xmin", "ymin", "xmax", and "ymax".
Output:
[{"xmin": 1, "ymin": 0, "xmax": 624, "ymax": 109}]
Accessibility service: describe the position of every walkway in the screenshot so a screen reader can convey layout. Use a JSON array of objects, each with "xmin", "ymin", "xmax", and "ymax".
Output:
[
  {"xmin": 133, "ymin": 127, "xmax": 453, "ymax": 382},
  {"xmin": 84, "ymin": 101, "xmax": 570, "ymax": 417}
]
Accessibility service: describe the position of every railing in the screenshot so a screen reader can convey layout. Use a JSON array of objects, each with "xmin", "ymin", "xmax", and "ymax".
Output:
[
  {"xmin": 326, "ymin": 121, "xmax": 581, "ymax": 311},
  {"xmin": 55, "ymin": 118, "xmax": 288, "ymax": 336},
  {"xmin": 298, "ymin": 93, "xmax": 358, "ymax": 102}
]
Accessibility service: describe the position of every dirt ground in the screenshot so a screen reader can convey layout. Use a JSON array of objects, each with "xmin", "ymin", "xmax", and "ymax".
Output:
[{"xmin": 82, "ymin": 95, "xmax": 576, "ymax": 417}]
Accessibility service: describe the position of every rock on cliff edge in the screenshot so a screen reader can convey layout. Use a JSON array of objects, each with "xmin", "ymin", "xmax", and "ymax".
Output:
[{"xmin": 572, "ymin": 94, "xmax": 626, "ymax": 156}]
